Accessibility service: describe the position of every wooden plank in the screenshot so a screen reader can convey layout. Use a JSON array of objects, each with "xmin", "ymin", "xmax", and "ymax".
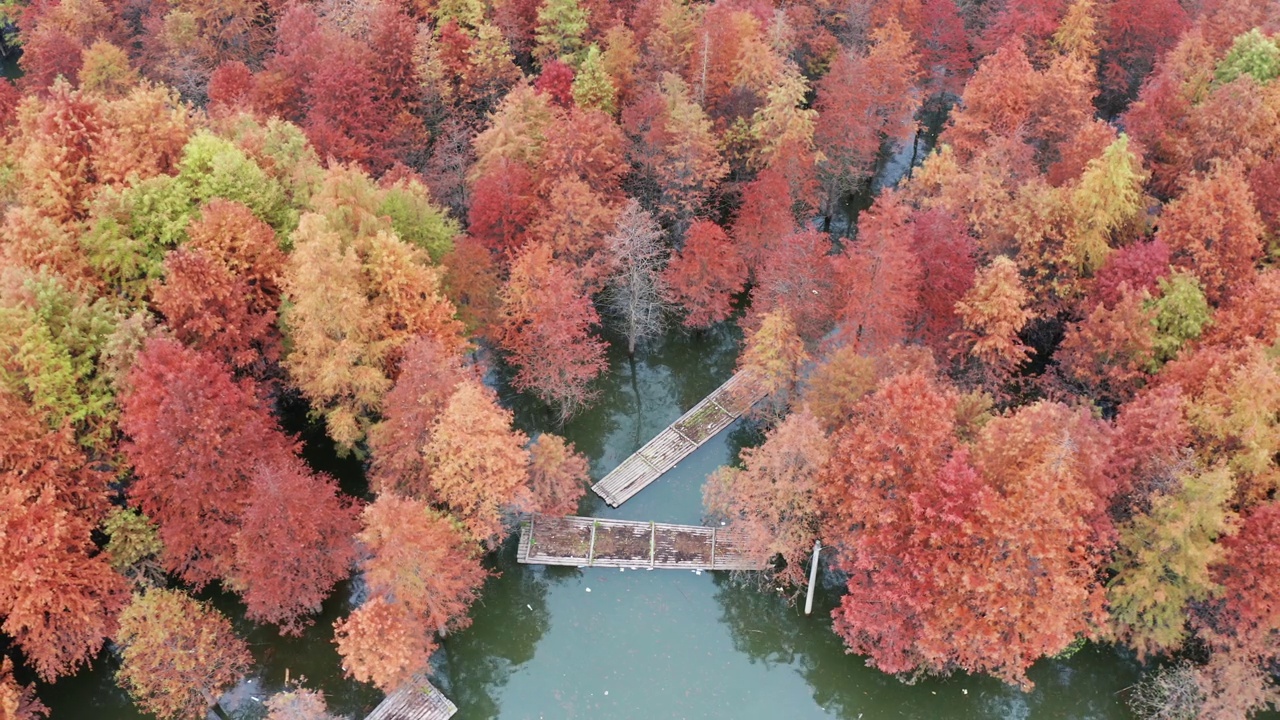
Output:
[
  {"xmin": 589, "ymin": 369, "xmax": 769, "ymax": 507},
  {"xmin": 365, "ymin": 674, "xmax": 456, "ymax": 720},
  {"xmin": 516, "ymin": 516, "xmax": 767, "ymax": 571},
  {"xmin": 587, "ymin": 520, "xmax": 597, "ymax": 567}
]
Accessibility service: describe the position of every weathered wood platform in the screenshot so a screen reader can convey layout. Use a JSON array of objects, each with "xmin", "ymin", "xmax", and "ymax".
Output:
[
  {"xmin": 365, "ymin": 673, "xmax": 456, "ymax": 720},
  {"xmin": 516, "ymin": 515, "xmax": 764, "ymax": 571},
  {"xmin": 591, "ymin": 369, "xmax": 768, "ymax": 507}
]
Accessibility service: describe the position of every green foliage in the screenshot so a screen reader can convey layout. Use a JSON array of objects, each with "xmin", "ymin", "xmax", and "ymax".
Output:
[
  {"xmin": 177, "ymin": 132, "xmax": 293, "ymax": 233},
  {"xmin": 571, "ymin": 45, "xmax": 618, "ymax": 114},
  {"xmin": 1215, "ymin": 29, "xmax": 1280, "ymax": 85},
  {"xmin": 103, "ymin": 509, "xmax": 163, "ymax": 571},
  {"xmin": 534, "ymin": 0, "xmax": 589, "ymax": 65},
  {"xmin": 377, "ymin": 181, "xmax": 459, "ymax": 263},
  {"xmin": 1107, "ymin": 467, "xmax": 1236, "ymax": 659},
  {"xmin": 1147, "ymin": 272, "xmax": 1212, "ymax": 368},
  {"xmin": 0, "ymin": 272, "xmax": 121, "ymax": 450},
  {"xmin": 81, "ymin": 178, "xmax": 191, "ymax": 300},
  {"xmin": 1069, "ymin": 134, "xmax": 1147, "ymax": 273}
]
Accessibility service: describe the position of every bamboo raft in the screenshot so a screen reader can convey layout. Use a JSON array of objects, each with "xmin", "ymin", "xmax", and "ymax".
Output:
[
  {"xmin": 516, "ymin": 514, "xmax": 764, "ymax": 571},
  {"xmin": 591, "ymin": 369, "xmax": 769, "ymax": 507},
  {"xmin": 365, "ymin": 673, "xmax": 456, "ymax": 720}
]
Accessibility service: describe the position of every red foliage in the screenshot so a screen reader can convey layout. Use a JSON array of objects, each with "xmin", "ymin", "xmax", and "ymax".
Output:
[
  {"xmin": 441, "ymin": 236, "xmax": 504, "ymax": 341},
  {"xmin": 1213, "ymin": 502, "xmax": 1280, "ymax": 655},
  {"xmin": 979, "ymin": 0, "xmax": 1069, "ymax": 56},
  {"xmin": 19, "ymin": 26, "xmax": 85, "ymax": 94},
  {"xmin": 538, "ymin": 108, "xmax": 628, "ymax": 194},
  {"xmin": 260, "ymin": 4, "xmax": 422, "ymax": 172},
  {"xmin": 230, "ymin": 456, "xmax": 359, "ymax": 635},
  {"xmin": 748, "ymin": 229, "xmax": 840, "ymax": 343},
  {"xmin": 467, "ymin": 158, "xmax": 537, "ymax": 255},
  {"xmin": 908, "ymin": 207, "xmax": 975, "ymax": 350},
  {"xmin": 1202, "ymin": 270, "xmax": 1280, "ymax": 349},
  {"xmin": 871, "ymin": 0, "xmax": 972, "ymax": 98},
  {"xmin": 497, "ymin": 242, "xmax": 608, "ymax": 420},
  {"xmin": 336, "ymin": 495, "xmax": 487, "ymax": 688},
  {"xmin": 1091, "ymin": 238, "xmax": 1171, "ymax": 309},
  {"xmin": 535, "ymin": 60, "xmax": 576, "ymax": 107},
  {"xmin": 1248, "ymin": 157, "xmax": 1280, "ymax": 237},
  {"xmin": 662, "ymin": 220, "xmax": 746, "ymax": 329},
  {"xmin": 207, "ymin": 61, "xmax": 255, "ymax": 113},
  {"xmin": 0, "ymin": 394, "xmax": 125, "ymax": 682},
  {"xmin": 0, "ymin": 79, "xmax": 21, "ymax": 129},
  {"xmin": 369, "ymin": 336, "xmax": 472, "ymax": 498},
  {"xmin": 524, "ymin": 433, "xmax": 590, "ymax": 516},
  {"xmin": 120, "ymin": 338, "xmax": 297, "ymax": 587},
  {"xmin": 1054, "ymin": 287, "xmax": 1156, "ymax": 403},
  {"xmin": 834, "ymin": 195, "xmax": 923, "ymax": 353},
  {"xmin": 1109, "ymin": 384, "xmax": 1191, "ymax": 503},
  {"xmin": 1098, "ymin": 0, "xmax": 1189, "ymax": 111},
  {"xmin": 732, "ymin": 169, "xmax": 799, "ymax": 276},
  {"xmin": 154, "ymin": 249, "xmax": 279, "ymax": 372},
  {"xmin": 1157, "ymin": 162, "xmax": 1265, "ymax": 305}
]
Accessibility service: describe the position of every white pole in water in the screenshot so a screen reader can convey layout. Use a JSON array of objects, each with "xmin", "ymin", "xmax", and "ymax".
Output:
[{"xmin": 804, "ymin": 540, "xmax": 821, "ymax": 615}]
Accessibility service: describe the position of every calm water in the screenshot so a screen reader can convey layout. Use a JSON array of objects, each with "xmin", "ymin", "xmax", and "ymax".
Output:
[{"xmin": 40, "ymin": 322, "xmax": 1164, "ymax": 720}]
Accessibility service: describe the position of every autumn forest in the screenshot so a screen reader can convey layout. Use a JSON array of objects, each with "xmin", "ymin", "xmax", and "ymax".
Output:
[{"xmin": 0, "ymin": 0, "xmax": 1278, "ymax": 716}]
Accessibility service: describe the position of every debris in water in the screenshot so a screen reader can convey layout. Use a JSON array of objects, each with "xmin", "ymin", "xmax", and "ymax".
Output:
[
  {"xmin": 585, "ymin": 587, "xmax": 592, "ymax": 592},
  {"xmin": 527, "ymin": 604, "xmax": 533, "ymax": 611}
]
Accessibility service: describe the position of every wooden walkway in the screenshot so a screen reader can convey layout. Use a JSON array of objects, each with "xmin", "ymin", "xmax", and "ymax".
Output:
[
  {"xmin": 365, "ymin": 673, "xmax": 456, "ymax": 720},
  {"xmin": 516, "ymin": 515, "xmax": 764, "ymax": 570},
  {"xmin": 591, "ymin": 369, "xmax": 769, "ymax": 507}
]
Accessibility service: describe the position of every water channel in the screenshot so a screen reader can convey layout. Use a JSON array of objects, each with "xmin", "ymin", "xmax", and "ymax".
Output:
[{"xmin": 41, "ymin": 321, "xmax": 1169, "ymax": 720}]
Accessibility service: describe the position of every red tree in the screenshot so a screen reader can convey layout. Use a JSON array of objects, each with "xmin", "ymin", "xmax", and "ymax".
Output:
[
  {"xmin": 335, "ymin": 496, "xmax": 487, "ymax": 689},
  {"xmin": 229, "ymin": 456, "xmax": 359, "ymax": 635},
  {"xmin": 421, "ymin": 380, "xmax": 531, "ymax": 545},
  {"xmin": 909, "ymin": 207, "xmax": 975, "ymax": 350},
  {"xmin": 662, "ymin": 220, "xmax": 746, "ymax": 329},
  {"xmin": 467, "ymin": 158, "xmax": 537, "ymax": 255},
  {"xmin": 748, "ymin": 229, "xmax": 840, "ymax": 343},
  {"xmin": 120, "ymin": 338, "xmax": 297, "ymax": 587},
  {"xmin": 523, "ymin": 433, "xmax": 590, "ymax": 516},
  {"xmin": 369, "ymin": 337, "xmax": 472, "ymax": 498},
  {"xmin": 1157, "ymin": 162, "xmax": 1265, "ymax": 305},
  {"xmin": 731, "ymin": 169, "xmax": 798, "ymax": 276},
  {"xmin": 497, "ymin": 242, "xmax": 608, "ymax": 420},
  {"xmin": 1091, "ymin": 238, "xmax": 1171, "ymax": 309},
  {"xmin": 834, "ymin": 195, "xmax": 923, "ymax": 353}
]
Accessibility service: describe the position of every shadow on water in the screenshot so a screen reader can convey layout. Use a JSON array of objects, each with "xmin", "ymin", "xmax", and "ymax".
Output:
[
  {"xmin": 711, "ymin": 568, "xmax": 1149, "ymax": 720},
  {"xmin": 40, "ymin": 321, "xmax": 1182, "ymax": 720}
]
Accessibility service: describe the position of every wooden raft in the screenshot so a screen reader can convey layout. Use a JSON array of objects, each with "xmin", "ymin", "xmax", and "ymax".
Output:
[
  {"xmin": 516, "ymin": 514, "xmax": 764, "ymax": 571},
  {"xmin": 591, "ymin": 369, "xmax": 769, "ymax": 507},
  {"xmin": 365, "ymin": 673, "xmax": 456, "ymax": 720}
]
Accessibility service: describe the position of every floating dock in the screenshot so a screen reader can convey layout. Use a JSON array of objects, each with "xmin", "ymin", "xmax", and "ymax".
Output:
[
  {"xmin": 516, "ymin": 514, "xmax": 764, "ymax": 570},
  {"xmin": 590, "ymin": 369, "xmax": 768, "ymax": 507},
  {"xmin": 365, "ymin": 673, "xmax": 456, "ymax": 720}
]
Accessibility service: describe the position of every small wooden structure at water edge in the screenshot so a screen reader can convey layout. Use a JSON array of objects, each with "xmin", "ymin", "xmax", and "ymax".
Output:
[
  {"xmin": 516, "ymin": 514, "xmax": 765, "ymax": 570},
  {"xmin": 364, "ymin": 673, "xmax": 456, "ymax": 720},
  {"xmin": 591, "ymin": 369, "xmax": 769, "ymax": 507}
]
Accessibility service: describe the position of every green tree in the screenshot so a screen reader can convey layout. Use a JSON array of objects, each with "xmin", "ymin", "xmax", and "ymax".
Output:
[
  {"xmin": 1215, "ymin": 29, "xmax": 1280, "ymax": 85},
  {"xmin": 1107, "ymin": 467, "xmax": 1236, "ymax": 659},
  {"xmin": 533, "ymin": 0, "xmax": 588, "ymax": 65},
  {"xmin": 571, "ymin": 45, "xmax": 617, "ymax": 114},
  {"xmin": 1069, "ymin": 134, "xmax": 1147, "ymax": 273},
  {"xmin": 1147, "ymin": 272, "xmax": 1212, "ymax": 367}
]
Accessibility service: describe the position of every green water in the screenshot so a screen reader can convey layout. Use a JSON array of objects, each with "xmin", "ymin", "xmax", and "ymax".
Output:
[{"xmin": 41, "ymin": 323, "xmax": 1152, "ymax": 719}]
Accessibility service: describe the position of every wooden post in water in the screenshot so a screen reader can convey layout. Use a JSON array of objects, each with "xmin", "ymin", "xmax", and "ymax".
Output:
[{"xmin": 804, "ymin": 540, "xmax": 821, "ymax": 616}]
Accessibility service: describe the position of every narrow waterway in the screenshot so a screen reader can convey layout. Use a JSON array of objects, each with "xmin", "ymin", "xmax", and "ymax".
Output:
[{"xmin": 41, "ymin": 322, "xmax": 1163, "ymax": 719}]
